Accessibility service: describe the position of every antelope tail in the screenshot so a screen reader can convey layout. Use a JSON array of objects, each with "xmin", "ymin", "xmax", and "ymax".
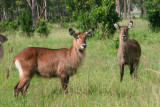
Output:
[{"xmin": 6, "ymin": 59, "xmax": 15, "ymax": 79}]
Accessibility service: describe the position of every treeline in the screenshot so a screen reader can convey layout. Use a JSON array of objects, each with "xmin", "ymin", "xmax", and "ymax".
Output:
[
  {"xmin": 0, "ymin": 0, "xmax": 159, "ymax": 37},
  {"xmin": 115, "ymin": 0, "xmax": 146, "ymax": 19},
  {"xmin": 0, "ymin": 0, "xmax": 68, "ymax": 27}
]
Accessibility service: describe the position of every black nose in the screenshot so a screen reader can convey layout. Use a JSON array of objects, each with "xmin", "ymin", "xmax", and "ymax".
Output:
[
  {"xmin": 82, "ymin": 44, "xmax": 86, "ymax": 48},
  {"xmin": 122, "ymin": 35, "xmax": 126, "ymax": 38}
]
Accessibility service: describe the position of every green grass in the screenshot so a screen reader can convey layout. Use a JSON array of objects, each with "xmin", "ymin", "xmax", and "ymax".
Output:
[{"xmin": 0, "ymin": 19, "xmax": 160, "ymax": 107}]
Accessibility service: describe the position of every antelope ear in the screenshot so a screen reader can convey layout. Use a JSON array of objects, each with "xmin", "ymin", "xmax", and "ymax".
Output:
[
  {"xmin": 69, "ymin": 28, "xmax": 79, "ymax": 39},
  {"xmin": 114, "ymin": 23, "xmax": 120, "ymax": 30},
  {"xmin": 85, "ymin": 28, "xmax": 94, "ymax": 37},
  {"xmin": 128, "ymin": 21, "xmax": 133, "ymax": 29}
]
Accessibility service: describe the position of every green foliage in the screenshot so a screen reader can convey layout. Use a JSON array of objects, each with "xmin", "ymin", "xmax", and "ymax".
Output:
[
  {"xmin": 0, "ymin": 19, "xmax": 10, "ymax": 32},
  {"xmin": 8, "ymin": 20, "xmax": 19, "ymax": 30},
  {"xmin": 143, "ymin": 0, "xmax": 160, "ymax": 32},
  {"xmin": 19, "ymin": 9, "xmax": 33, "ymax": 35},
  {"xmin": 0, "ymin": 19, "xmax": 18, "ymax": 32},
  {"xmin": 49, "ymin": 17, "xmax": 60, "ymax": 23},
  {"xmin": 66, "ymin": 0, "xmax": 120, "ymax": 39},
  {"xmin": 49, "ymin": 16, "xmax": 70, "ymax": 24},
  {"xmin": 132, "ymin": 15, "xmax": 136, "ymax": 19},
  {"xmin": 36, "ymin": 18, "xmax": 50, "ymax": 36},
  {"xmin": 63, "ymin": 17, "xmax": 70, "ymax": 22},
  {"xmin": 114, "ymin": 38, "xmax": 119, "ymax": 49}
]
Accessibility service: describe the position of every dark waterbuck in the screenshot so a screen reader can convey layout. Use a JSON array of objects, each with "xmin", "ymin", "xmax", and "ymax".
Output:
[
  {"xmin": 114, "ymin": 21, "xmax": 141, "ymax": 82},
  {"xmin": 0, "ymin": 34, "xmax": 8, "ymax": 58}
]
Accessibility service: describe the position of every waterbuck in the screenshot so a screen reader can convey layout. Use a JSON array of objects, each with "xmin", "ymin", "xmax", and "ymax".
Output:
[
  {"xmin": 6, "ymin": 28, "xmax": 94, "ymax": 98},
  {"xmin": 114, "ymin": 21, "xmax": 141, "ymax": 82},
  {"xmin": 0, "ymin": 34, "xmax": 8, "ymax": 58}
]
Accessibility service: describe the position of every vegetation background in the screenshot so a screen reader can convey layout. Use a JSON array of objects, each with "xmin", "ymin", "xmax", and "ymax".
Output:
[{"xmin": 0, "ymin": 0, "xmax": 160, "ymax": 107}]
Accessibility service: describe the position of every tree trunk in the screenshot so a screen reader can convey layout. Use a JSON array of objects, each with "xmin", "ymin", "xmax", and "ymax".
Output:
[
  {"xmin": 44, "ymin": 0, "xmax": 47, "ymax": 20},
  {"xmin": 58, "ymin": 0, "xmax": 63, "ymax": 27},
  {"xmin": 36, "ymin": 6, "xmax": 46, "ymax": 24},
  {"xmin": 116, "ymin": 0, "xmax": 120, "ymax": 16},
  {"xmin": 140, "ymin": 0, "xmax": 144, "ymax": 15},
  {"xmin": 0, "ymin": 13, "xmax": 1, "ymax": 22},
  {"xmin": 60, "ymin": 13, "xmax": 63, "ymax": 27},
  {"xmin": 16, "ymin": 6, "xmax": 20, "ymax": 25},
  {"xmin": 127, "ymin": 0, "xmax": 131, "ymax": 21},
  {"xmin": 124, "ymin": 0, "xmax": 127, "ymax": 18},
  {"xmin": 3, "ymin": 8, "xmax": 6, "ymax": 19},
  {"xmin": 32, "ymin": 0, "xmax": 36, "ymax": 28},
  {"xmin": 37, "ymin": 4, "xmax": 39, "ymax": 18}
]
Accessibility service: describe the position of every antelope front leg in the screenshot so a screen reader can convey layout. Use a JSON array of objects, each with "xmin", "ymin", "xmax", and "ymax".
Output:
[
  {"xmin": 130, "ymin": 64, "xmax": 135, "ymax": 79},
  {"xmin": 60, "ymin": 74, "xmax": 69, "ymax": 94},
  {"xmin": 120, "ymin": 64, "xmax": 124, "ymax": 82}
]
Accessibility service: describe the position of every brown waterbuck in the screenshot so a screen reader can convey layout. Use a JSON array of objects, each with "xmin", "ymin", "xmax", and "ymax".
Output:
[
  {"xmin": 0, "ymin": 34, "xmax": 8, "ymax": 58},
  {"xmin": 114, "ymin": 21, "xmax": 141, "ymax": 82},
  {"xmin": 6, "ymin": 28, "xmax": 94, "ymax": 98}
]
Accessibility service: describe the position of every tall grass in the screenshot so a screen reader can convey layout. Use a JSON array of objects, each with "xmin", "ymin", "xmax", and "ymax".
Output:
[{"xmin": 0, "ymin": 19, "xmax": 160, "ymax": 107}]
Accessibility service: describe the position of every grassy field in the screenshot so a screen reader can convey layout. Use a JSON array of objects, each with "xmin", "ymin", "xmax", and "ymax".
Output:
[{"xmin": 0, "ymin": 19, "xmax": 160, "ymax": 107}]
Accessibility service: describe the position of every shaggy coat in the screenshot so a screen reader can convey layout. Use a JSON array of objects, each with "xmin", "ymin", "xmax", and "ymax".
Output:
[{"xmin": 114, "ymin": 21, "xmax": 141, "ymax": 82}]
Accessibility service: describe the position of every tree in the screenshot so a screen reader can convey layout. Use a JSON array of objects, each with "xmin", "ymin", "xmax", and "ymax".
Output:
[
  {"xmin": 124, "ymin": 0, "xmax": 127, "ymax": 18},
  {"xmin": 44, "ymin": 0, "xmax": 47, "ymax": 20},
  {"xmin": 143, "ymin": 0, "xmax": 160, "ymax": 32},
  {"xmin": 66, "ymin": 0, "xmax": 121, "ymax": 39},
  {"xmin": 140, "ymin": 0, "xmax": 144, "ymax": 15},
  {"xmin": 19, "ymin": 9, "xmax": 33, "ymax": 35},
  {"xmin": 131, "ymin": 0, "xmax": 146, "ymax": 16},
  {"xmin": 26, "ymin": 0, "xmax": 36, "ymax": 28},
  {"xmin": 127, "ymin": 0, "xmax": 131, "ymax": 20},
  {"xmin": 116, "ymin": 0, "xmax": 121, "ymax": 16}
]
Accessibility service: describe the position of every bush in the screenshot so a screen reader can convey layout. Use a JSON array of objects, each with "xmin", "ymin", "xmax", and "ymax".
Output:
[
  {"xmin": 63, "ymin": 17, "xmax": 70, "ymax": 23},
  {"xmin": 132, "ymin": 15, "xmax": 136, "ymax": 19},
  {"xmin": 66, "ymin": 0, "xmax": 120, "ymax": 39},
  {"xmin": 143, "ymin": 0, "xmax": 160, "ymax": 32},
  {"xmin": 49, "ymin": 16, "xmax": 59, "ymax": 23},
  {"xmin": 36, "ymin": 18, "xmax": 50, "ymax": 36},
  {"xmin": 0, "ymin": 19, "xmax": 10, "ymax": 32},
  {"xmin": 114, "ymin": 38, "xmax": 119, "ymax": 49},
  {"xmin": 8, "ymin": 20, "xmax": 19, "ymax": 31},
  {"xmin": 0, "ymin": 19, "xmax": 18, "ymax": 32},
  {"xmin": 19, "ymin": 9, "xmax": 33, "ymax": 35}
]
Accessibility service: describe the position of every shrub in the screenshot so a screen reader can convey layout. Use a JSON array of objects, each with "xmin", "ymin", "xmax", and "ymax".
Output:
[
  {"xmin": 63, "ymin": 17, "xmax": 70, "ymax": 22},
  {"xmin": 132, "ymin": 15, "xmax": 136, "ymax": 19},
  {"xmin": 0, "ymin": 19, "xmax": 10, "ymax": 32},
  {"xmin": 19, "ymin": 9, "xmax": 33, "ymax": 35},
  {"xmin": 114, "ymin": 38, "xmax": 119, "ymax": 49},
  {"xmin": 0, "ymin": 19, "xmax": 19, "ymax": 32},
  {"xmin": 8, "ymin": 20, "xmax": 19, "ymax": 31},
  {"xmin": 49, "ymin": 16, "xmax": 59, "ymax": 23},
  {"xmin": 66, "ymin": 0, "xmax": 120, "ymax": 39},
  {"xmin": 143, "ymin": 0, "xmax": 160, "ymax": 32},
  {"xmin": 36, "ymin": 18, "xmax": 50, "ymax": 36}
]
